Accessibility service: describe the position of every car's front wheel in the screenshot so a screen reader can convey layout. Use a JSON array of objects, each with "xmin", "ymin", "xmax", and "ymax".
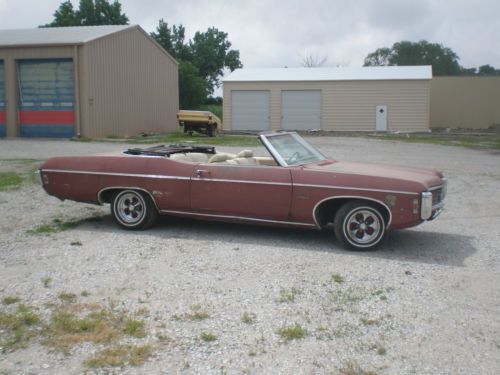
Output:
[
  {"xmin": 333, "ymin": 200, "xmax": 387, "ymax": 250},
  {"xmin": 111, "ymin": 190, "xmax": 157, "ymax": 230}
]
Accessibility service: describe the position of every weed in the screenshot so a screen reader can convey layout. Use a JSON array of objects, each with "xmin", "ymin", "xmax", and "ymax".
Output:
[
  {"xmin": 156, "ymin": 333, "xmax": 168, "ymax": 342},
  {"xmin": 0, "ymin": 304, "xmax": 41, "ymax": 352},
  {"xmin": 360, "ymin": 317, "xmax": 380, "ymax": 326},
  {"xmin": 43, "ymin": 305, "xmax": 147, "ymax": 353},
  {"xmin": 85, "ymin": 344, "xmax": 153, "ymax": 367},
  {"xmin": 136, "ymin": 307, "xmax": 150, "ymax": 316},
  {"xmin": 58, "ymin": 292, "xmax": 78, "ymax": 303},
  {"xmin": 41, "ymin": 276, "xmax": 52, "ymax": 288},
  {"xmin": 123, "ymin": 319, "xmax": 146, "ymax": 338},
  {"xmin": 339, "ymin": 359, "xmax": 378, "ymax": 375},
  {"xmin": 200, "ymin": 331, "xmax": 217, "ymax": 342},
  {"xmin": 278, "ymin": 287, "xmax": 301, "ymax": 303},
  {"xmin": 71, "ymin": 241, "xmax": 83, "ymax": 246},
  {"xmin": 0, "ymin": 172, "xmax": 23, "ymax": 191},
  {"xmin": 332, "ymin": 273, "xmax": 345, "ymax": 283},
  {"xmin": 277, "ymin": 323, "xmax": 307, "ymax": 342},
  {"xmin": 2, "ymin": 296, "xmax": 20, "ymax": 305},
  {"xmin": 183, "ymin": 304, "xmax": 209, "ymax": 321},
  {"xmin": 241, "ymin": 312, "xmax": 256, "ymax": 324},
  {"xmin": 80, "ymin": 291, "xmax": 90, "ymax": 297},
  {"xmin": 28, "ymin": 216, "xmax": 104, "ymax": 235},
  {"xmin": 377, "ymin": 346, "xmax": 387, "ymax": 355}
]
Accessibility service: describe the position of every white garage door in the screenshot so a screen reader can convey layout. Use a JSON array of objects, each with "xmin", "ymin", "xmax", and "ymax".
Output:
[
  {"xmin": 231, "ymin": 91, "xmax": 270, "ymax": 131},
  {"xmin": 282, "ymin": 90, "xmax": 321, "ymax": 131}
]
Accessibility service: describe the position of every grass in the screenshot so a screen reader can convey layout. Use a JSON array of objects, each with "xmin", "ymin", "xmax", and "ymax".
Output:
[
  {"xmin": 58, "ymin": 292, "xmax": 78, "ymax": 303},
  {"xmin": 182, "ymin": 304, "xmax": 210, "ymax": 321},
  {"xmin": 277, "ymin": 287, "xmax": 301, "ymax": 303},
  {"xmin": 43, "ymin": 305, "xmax": 147, "ymax": 353},
  {"xmin": 0, "ymin": 172, "xmax": 24, "ymax": 191},
  {"xmin": 369, "ymin": 132, "xmax": 500, "ymax": 150},
  {"xmin": 72, "ymin": 131, "xmax": 260, "ymax": 147},
  {"xmin": 41, "ymin": 276, "xmax": 52, "ymax": 288},
  {"xmin": 28, "ymin": 215, "xmax": 103, "ymax": 235},
  {"xmin": 360, "ymin": 317, "xmax": 380, "ymax": 326},
  {"xmin": 339, "ymin": 360, "xmax": 379, "ymax": 375},
  {"xmin": 200, "ymin": 331, "xmax": 217, "ymax": 342},
  {"xmin": 85, "ymin": 344, "xmax": 153, "ymax": 367},
  {"xmin": 277, "ymin": 323, "xmax": 307, "ymax": 342},
  {"xmin": 2, "ymin": 296, "xmax": 21, "ymax": 305},
  {"xmin": 241, "ymin": 312, "xmax": 257, "ymax": 324},
  {"xmin": 0, "ymin": 304, "xmax": 41, "ymax": 352},
  {"xmin": 332, "ymin": 273, "xmax": 345, "ymax": 283}
]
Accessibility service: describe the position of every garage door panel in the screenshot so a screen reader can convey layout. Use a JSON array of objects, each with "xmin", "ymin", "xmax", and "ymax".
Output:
[
  {"xmin": 231, "ymin": 91, "xmax": 269, "ymax": 131},
  {"xmin": 282, "ymin": 90, "xmax": 321, "ymax": 130},
  {"xmin": 0, "ymin": 61, "xmax": 5, "ymax": 137},
  {"xmin": 18, "ymin": 59, "xmax": 75, "ymax": 138}
]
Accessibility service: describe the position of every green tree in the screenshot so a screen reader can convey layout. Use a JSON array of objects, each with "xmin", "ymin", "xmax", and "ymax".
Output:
[
  {"xmin": 190, "ymin": 27, "xmax": 242, "ymax": 93},
  {"xmin": 178, "ymin": 61, "xmax": 208, "ymax": 109},
  {"xmin": 477, "ymin": 64, "xmax": 500, "ymax": 76},
  {"xmin": 44, "ymin": 0, "xmax": 128, "ymax": 27},
  {"xmin": 47, "ymin": 1, "xmax": 79, "ymax": 26},
  {"xmin": 364, "ymin": 40, "xmax": 462, "ymax": 76},
  {"xmin": 150, "ymin": 21, "xmax": 242, "ymax": 106}
]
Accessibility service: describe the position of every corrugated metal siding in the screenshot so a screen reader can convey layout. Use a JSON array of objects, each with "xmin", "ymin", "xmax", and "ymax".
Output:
[
  {"xmin": 430, "ymin": 77, "xmax": 500, "ymax": 129},
  {"xmin": 224, "ymin": 80, "xmax": 430, "ymax": 132},
  {"xmin": 0, "ymin": 46, "xmax": 74, "ymax": 137},
  {"xmin": 0, "ymin": 60, "xmax": 5, "ymax": 137},
  {"xmin": 82, "ymin": 27, "xmax": 178, "ymax": 138}
]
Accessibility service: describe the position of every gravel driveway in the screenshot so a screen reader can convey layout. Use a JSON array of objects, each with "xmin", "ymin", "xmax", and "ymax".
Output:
[{"xmin": 0, "ymin": 137, "xmax": 499, "ymax": 374}]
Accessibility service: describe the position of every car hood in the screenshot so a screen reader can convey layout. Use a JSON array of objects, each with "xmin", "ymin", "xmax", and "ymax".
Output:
[{"xmin": 304, "ymin": 160, "xmax": 443, "ymax": 189}]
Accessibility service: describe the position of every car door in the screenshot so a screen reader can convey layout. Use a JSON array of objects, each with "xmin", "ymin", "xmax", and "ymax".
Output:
[{"xmin": 190, "ymin": 163, "xmax": 292, "ymax": 221}]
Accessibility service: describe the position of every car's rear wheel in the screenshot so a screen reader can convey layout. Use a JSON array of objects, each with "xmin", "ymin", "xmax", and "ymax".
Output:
[
  {"xmin": 333, "ymin": 200, "xmax": 386, "ymax": 250},
  {"xmin": 111, "ymin": 190, "xmax": 157, "ymax": 230}
]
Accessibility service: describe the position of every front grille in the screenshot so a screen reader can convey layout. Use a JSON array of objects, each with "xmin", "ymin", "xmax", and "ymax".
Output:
[{"xmin": 431, "ymin": 188, "xmax": 442, "ymax": 206}]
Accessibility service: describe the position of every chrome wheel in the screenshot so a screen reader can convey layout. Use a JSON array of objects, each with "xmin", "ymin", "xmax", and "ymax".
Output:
[
  {"xmin": 334, "ymin": 201, "xmax": 387, "ymax": 250},
  {"xmin": 115, "ymin": 191, "xmax": 146, "ymax": 226},
  {"xmin": 344, "ymin": 209, "xmax": 382, "ymax": 245}
]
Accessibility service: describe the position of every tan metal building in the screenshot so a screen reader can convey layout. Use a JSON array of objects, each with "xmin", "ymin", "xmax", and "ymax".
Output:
[
  {"xmin": 0, "ymin": 25, "xmax": 178, "ymax": 138},
  {"xmin": 223, "ymin": 66, "xmax": 432, "ymax": 132},
  {"xmin": 430, "ymin": 76, "xmax": 500, "ymax": 130}
]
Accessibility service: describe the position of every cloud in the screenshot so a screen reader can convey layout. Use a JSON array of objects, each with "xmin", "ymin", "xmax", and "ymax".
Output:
[{"xmin": 0, "ymin": 0, "xmax": 498, "ymax": 68}]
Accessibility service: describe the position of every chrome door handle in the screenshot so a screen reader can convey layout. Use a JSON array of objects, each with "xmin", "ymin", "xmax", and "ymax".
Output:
[{"xmin": 195, "ymin": 169, "xmax": 209, "ymax": 177}]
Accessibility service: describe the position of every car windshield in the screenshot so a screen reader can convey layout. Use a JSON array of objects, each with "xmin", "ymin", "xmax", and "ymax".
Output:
[{"xmin": 260, "ymin": 132, "xmax": 327, "ymax": 166}]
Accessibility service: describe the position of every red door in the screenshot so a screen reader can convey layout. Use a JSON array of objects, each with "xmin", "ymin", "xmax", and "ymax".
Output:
[{"xmin": 190, "ymin": 164, "xmax": 292, "ymax": 221}]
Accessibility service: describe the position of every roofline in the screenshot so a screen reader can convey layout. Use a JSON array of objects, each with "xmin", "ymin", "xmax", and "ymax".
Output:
[
  {"xmin": 0, "ymin": 25, "xmax": 178, "ymax": 65},
  {"xmin": 223, "ymin": 78, "xmax": 433, "ymax": 83},
  {"xmin": 132, "ymin": 25, "xmax": 178, "ymax": 65}
]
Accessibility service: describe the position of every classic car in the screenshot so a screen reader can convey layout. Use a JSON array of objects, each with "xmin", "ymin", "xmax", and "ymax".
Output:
[{"xmin": 37, "ymin": 132, "xmax": 446, "ymax": 250}]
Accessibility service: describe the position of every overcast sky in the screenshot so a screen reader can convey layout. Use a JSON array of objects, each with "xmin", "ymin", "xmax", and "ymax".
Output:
[{"xmin": 1, "ymin": 0, "xmax": 499, "ymax": 70}]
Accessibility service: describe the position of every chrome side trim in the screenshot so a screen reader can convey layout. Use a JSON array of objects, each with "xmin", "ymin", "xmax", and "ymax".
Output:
[
  {"xmin": 312, "ymin": 195, "xmax": 393, "ymax": 229},
  {"xmin": 42, "ymin": 169, "xmax": 190, "ymax": 181},
  {"xmin": 97, "ymin": 186, "xmax": 160, "ymax": 212},
  {"xmin": 295, "ymin": 183, "xmax": 418, "ymax": 196},
  {"xmin": 192, "ymin": 177, "xmax": 290, "ymax": 186},
  {"xmin": 160, "ymin": 209, "xmax": 316, "ymax": 228}
]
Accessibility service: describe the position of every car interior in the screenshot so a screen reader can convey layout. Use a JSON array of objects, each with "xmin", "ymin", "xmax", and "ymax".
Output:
[{"xmin": 169, "ymin": 150, "xmax": 277, "ymax": 166}]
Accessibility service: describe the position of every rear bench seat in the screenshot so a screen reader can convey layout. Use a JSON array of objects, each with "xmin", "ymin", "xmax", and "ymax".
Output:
[{"xmin": 169, "ymin": 150, "xmax": 276, "ymax": 166}]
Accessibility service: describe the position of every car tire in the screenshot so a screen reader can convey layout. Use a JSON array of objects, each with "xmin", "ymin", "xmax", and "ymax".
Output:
[
  {"xmin": 111, "ymin": 190, "xmax": 157, "ymax": 230},
  {"xmin": 333, "ymin": 200, "xmax": 386, "ymax": 251}
]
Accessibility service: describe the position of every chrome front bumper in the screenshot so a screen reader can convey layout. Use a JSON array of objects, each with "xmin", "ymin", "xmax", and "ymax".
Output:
[{"xmin": 421, "ymin": 179, "xmax": 447, "ymax": 220}]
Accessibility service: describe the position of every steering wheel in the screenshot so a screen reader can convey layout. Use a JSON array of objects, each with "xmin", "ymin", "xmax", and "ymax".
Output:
[{"xmin": 287, "ymin": 151, "xmax": 300, "ymax": 164}]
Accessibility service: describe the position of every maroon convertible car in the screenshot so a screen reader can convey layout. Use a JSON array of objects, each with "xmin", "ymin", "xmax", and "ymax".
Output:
[{"xmin": 37, "ymin": 132, "xmax": 446, "ymax": 250}]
